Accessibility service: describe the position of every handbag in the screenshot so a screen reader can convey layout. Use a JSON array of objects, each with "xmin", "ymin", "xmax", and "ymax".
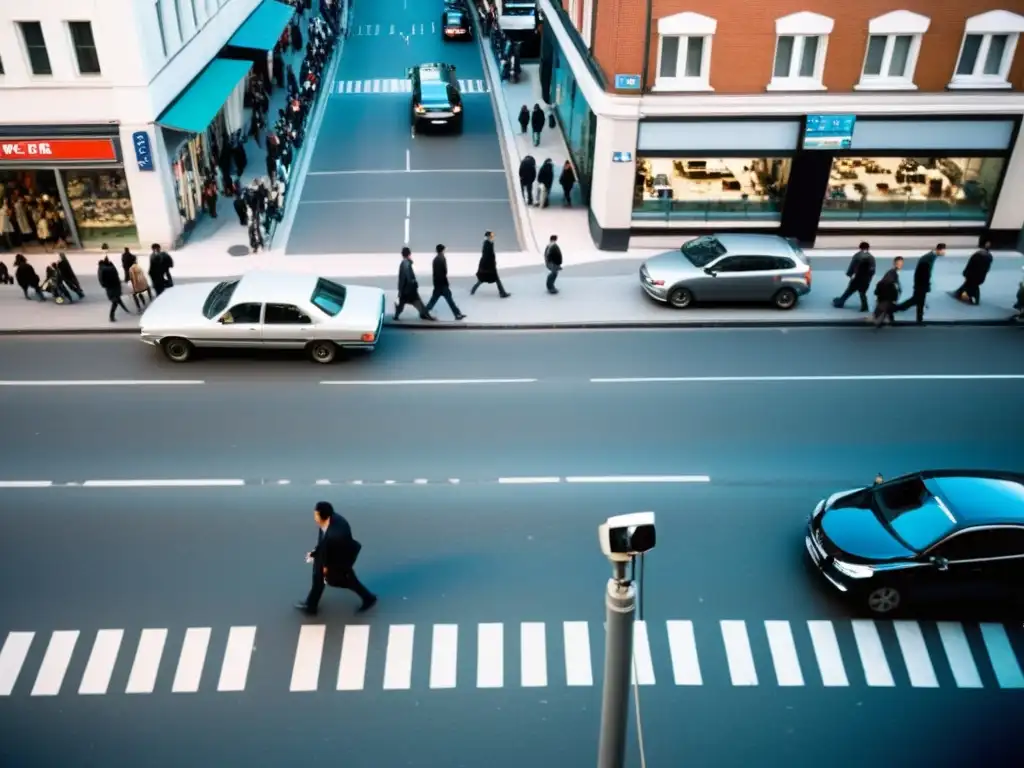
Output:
[{"xmin": 547, "ymin": 113, "xmax": 555, "ymax": 129}]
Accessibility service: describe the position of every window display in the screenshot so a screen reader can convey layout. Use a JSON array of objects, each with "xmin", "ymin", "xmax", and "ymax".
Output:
[
  {"xmin": 0, "ymin": 169, "xmax": 68, "ymax": 252},
  {"xmin": 64, "ymin": 169, "xmax": 137, "ymax": 248},
  {"xmin": 821, "ymin": 156, "xmax": 1004, "ymax": 222},
  {"xmin": 633, "ymin": 157, "xmax": 792, "ymax": 221}
]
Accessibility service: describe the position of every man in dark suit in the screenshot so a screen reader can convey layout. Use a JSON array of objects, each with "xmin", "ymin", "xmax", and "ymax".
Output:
[
  {"xmin": 425, "ymin": 244, "xmax": 466, "ymax": 320},
  {"xmin": 295, "ymin": 501, "xmax": 377, "ymax": 616}
]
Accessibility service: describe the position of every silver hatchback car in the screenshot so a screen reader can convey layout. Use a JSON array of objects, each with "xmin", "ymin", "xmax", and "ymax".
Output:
[{"xmin": 640, "ymin": 234, "xmax": 812, "ymax": 310}]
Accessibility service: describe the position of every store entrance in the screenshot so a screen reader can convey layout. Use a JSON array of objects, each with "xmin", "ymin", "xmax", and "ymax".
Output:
[{"xmin": 0, "ymin": 169, "xmax": 73, "ymax": 253}]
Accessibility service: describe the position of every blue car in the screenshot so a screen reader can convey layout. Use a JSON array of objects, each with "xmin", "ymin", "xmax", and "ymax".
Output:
[{"xmin": 806, "ymin": 470, "xmax": 1024, "ymax": 614}]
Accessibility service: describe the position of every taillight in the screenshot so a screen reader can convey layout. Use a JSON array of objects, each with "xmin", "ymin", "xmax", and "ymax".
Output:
[
  {"xmin": 362, "ymin": 332, "xmax": 376, "ymax": 342},
  {"xmin": 652, "ymin": 280, "xmax": 664, "ymax": 286},
  {"xmin": 805, "ymin": 269, "xmax": 812, "ymax": 287}
]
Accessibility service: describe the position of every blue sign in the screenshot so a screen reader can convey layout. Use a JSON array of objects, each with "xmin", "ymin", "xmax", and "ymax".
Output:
[
  {"xmin": 612, "ymin": 151, "xmax": 633, "ymax": 163},
  {"xmin": 804, "ymin": 114, "xmax": 856, "ymax": 150},
  {"xmin": 614, "ymin": 74, "xmax": 641, "ymax": 90},
  {"xmin": 132, "ymin": 130, "xmax": 154, "ymax": 171}
]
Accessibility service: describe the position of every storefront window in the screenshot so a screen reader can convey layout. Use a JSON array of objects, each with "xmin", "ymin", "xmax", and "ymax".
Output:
[
  {"xmin": 551, "ymin": 46, "xmax": 594, "ymax": 203},
  {"xmin": 633, "ymin": 157, "xmax": 792, "ymax": 221},
  {"xmin": 0, "ymin": 169, "xmax": 67, "ymax": 252},
  {"xmin": 64, "ymin": 169, "xmax": 138, "ymax": 248},
  {"xmin": 821, "ymin": 156, "xmax": 1003, "ymax": 222}
]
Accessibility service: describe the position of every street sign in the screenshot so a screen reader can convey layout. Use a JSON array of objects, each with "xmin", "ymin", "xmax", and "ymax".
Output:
[
  {"xmin": 614, "ymin": 74, "xmax": 641, "ymax": 90},
  {"xmin": 612, "ymin": 151, "xmax": 633, "ymax": 163},
  {"xmin": 132, "ymin": 131, "xmax": 154, "ymax": 171}
]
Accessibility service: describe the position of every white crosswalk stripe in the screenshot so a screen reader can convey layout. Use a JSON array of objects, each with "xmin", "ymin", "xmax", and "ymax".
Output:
[
  {"xmin": 1, "ymin": 619, "xmax": 1022, "ymax": 695},
  {"xmin": 334, "ymin": 79, "xmax": 489, "ymax": 95}
]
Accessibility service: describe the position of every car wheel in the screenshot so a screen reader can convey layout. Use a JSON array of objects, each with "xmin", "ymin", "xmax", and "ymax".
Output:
[
  {"xmin": 773, "ymin": 287, "xmax": 799, "ymax": 310},
  {"xmin": 308, "ymin": 340, "xmax": 337, "ymax": 364},
  {"xmin": 162, "ymin": 337, "xmax": 194, "ymax": 363},
  {"xmin": 866, "ymin": 585, "xmax": 901, "ymax": 614},
  {"xmin": 667, "ymin": 286, "xmax": 694, "ymax": 309}
]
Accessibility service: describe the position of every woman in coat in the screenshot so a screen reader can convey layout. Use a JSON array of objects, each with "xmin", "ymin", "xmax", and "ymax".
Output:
[
  {"xmin": 559, "ymin": 161, "xmax": 576, "ymax": 207},
  {"xmin": 470, "ymin": 231, "xmax": 510, "ymax": 298},
  {"xmin": 13, "ymin": 254, "xmax": 44, "ymax": 300},
  {"xmin": 128, "ymin": 259, "xmax": 151, "ymax": 311},
  {"xmin": 56, "ymin": 253, "xmax": 85, "ymax": 299}
]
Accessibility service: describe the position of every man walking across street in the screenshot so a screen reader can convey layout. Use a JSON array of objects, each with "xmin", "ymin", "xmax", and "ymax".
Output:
[
  {"xmin": 97, "ymin": 256, "xmax": 132, "ymax": 322},
  {"xmin": 295, "ymin": 501, "xmax": 377, "ymax": 616},
  {"xmin": 544, "ymin": 234, "xmax": 563, "ymax": 294},
  {"xmin": 471, "ymin": 231, "xmax": 511, "ymax": 298},
  {"xmin": 393, "ymin": 247, "xmax": 436, "ymax": 321},
  {"xmin": 895, "ymin": 243, "xmax": 944, "ymax": 324},
  {"xmin": 148, "ymin": 244, "xmax": 173, "ymax": 296},
  {"xmin": 426, "ymin": 244, "xmax": 466, "ymax": 320},
  {"xmin": 832, "ymin": 241, "xmax": 875, "ymax": 311},
  {"xmin": 954, "ymin": 240, "xmax": 993, "ymax": 305},
  {"xmin": 872, "ymin": 256, "xmax": 903, "ymax": 328}
]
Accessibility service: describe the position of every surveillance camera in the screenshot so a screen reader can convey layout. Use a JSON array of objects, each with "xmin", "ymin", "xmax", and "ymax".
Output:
[{"xmin": 598, "ymin": 512, "xmax": 656, "ymax": 562}]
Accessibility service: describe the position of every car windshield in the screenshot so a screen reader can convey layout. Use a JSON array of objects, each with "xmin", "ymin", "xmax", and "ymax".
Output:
[
  {"xmin": 502, "ymin": 6, "xmax": 536, "ymax": 15},
  {"xmin": 311, "ymin": 278, "xmax": 347, "ymax": 316},
  {"xmin": 446, "ymin": 12, "xmax": 464, "ymax": 24},
  {"xmin": 680, "ymin": 236, "xmax": 727, "ymax": 267},
  {"xmin": 202, "ymin": 280, "xmax": 239, "ymax": 319},
  {"xmin": 871, "ymin": 477, "xmax": 957, "ymax": 551},
  {"xmin": 420, "ymin": 83, "xmax": 451, "ymax": 104}
]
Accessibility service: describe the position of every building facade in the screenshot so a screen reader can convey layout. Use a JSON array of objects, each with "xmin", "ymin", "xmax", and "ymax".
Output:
[
  {"xmin": 540, "ymin": 0, "xmax": 1024, "ymax": 249},
  {"xmin": 0, "ymin": 0, "xmax": 292, "ymax": 251}
]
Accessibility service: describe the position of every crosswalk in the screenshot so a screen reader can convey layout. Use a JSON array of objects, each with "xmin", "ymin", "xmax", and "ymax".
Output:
[
  {"xmin": 352, "ymin": 22, "xmax": 440, "ymax": 36},
  {"xmin": 2, "ymin": 619, "xmax": 1022, "ymax": 697},
  {"xmin": 333, "ymin": 79, "xmax": 490, "ymax": 95}
]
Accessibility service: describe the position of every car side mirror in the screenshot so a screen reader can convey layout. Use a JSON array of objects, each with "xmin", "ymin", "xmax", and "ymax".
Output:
[
  {"xmin": 704, "ymin": 268, "xmax": 716, "ymax": 277},
  {"xmin": 406, "ymin": 68, "xmax": 413, "ymax": 78},
  {"xmin": 874, "ymin": 473, "xmax": 884, "ymax": 485},
  {"xmin": 930, "ymin": 556, "xmax": 949, "ymax": 571}
]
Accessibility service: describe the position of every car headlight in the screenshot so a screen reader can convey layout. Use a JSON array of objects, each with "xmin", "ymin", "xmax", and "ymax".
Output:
[
  {"xmin": 832, "ymin": 560, "xmax": 874, "ymax": 579},
  {"xmin": 453, "ymin": 105, "xmax": 462, "ymax": 113},
  {"xmin": 414, "ymin": 105, "xmax": 426, "ymax": 114}
]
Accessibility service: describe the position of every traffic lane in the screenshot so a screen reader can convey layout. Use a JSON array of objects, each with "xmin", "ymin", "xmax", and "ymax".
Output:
[
  {"xmin": 305, "ymin": 97, "xmax": 410, "ymax": 174},
  {"xmin": 333, "ymin": 24, "xmax": 486, "ymax": 80},
  {"xmin": 290, "ymin": 199, "xmax": 406, "ymax": 253},
  {"xmin": 411, "ymin": 200, "xmax": 517, "ymax": 252},
  {"xmin": 6, "ymin": 327, "xmax": 1024, "ymax": 384},
  {"xmin": 410, "ymin": 104, "xmax": 506, "ymax": 171},
  {"xmin": 300, "ymin": 167, "xmax": 510, "ymax": 200},
  {"xmin": 2, "ymin": 380, "xmax": 1022, "ymax": 482}
]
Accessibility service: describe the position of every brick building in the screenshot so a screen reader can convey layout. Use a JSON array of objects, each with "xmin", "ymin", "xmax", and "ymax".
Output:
[{"xmin": 537, "ymin": 0, "xmax": 1024, "ymax": 249}]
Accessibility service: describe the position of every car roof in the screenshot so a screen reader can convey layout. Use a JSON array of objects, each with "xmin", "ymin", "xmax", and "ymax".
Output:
[
  {"xmin": 417, "ymin": 63, "xmax": 451, "ymax": 80},
  {"xmin": 924, "ymin": 472, "xmax": 1024, "ymax": 527},
  {"xmin": 713, "ymin": 233, "xmax": 801, "ymax": 260},
  {"xmin": 229, "ymin": 271, "xmax": 318, "ymax": 306}
]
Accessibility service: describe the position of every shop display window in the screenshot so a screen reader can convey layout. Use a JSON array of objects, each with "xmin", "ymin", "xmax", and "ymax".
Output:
[
  {"xmin": 633, "ymin": 157, "xmax": 792, "ymax": 221},
  {"xmin": 64, "ymin": 169, "xmax": 138, "ymax": 248},
  {"xmin": 0, "ymin": 169, "xmax": 66, "ymax": 252},
  {"xmin": 821, "ymin": 156, "xmax": 1003, "ymax": 222}
]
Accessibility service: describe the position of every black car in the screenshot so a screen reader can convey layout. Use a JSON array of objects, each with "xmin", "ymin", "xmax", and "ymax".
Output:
[
  {"xmin": 408, "ymin": 63, "xmax": 463, "ymax": 134},
  {"xmin": 806, "ymin": 469, "xmax": 1024, "ymax": 614},
  {"xmin": 441, "ymin": 7, "xmax": 473, "ymax": 40}
]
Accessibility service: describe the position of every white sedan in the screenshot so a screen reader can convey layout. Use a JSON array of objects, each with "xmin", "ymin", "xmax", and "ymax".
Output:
[{"xmin": 139, "ymin": 271, "xmax": 386, "ymax": 364}]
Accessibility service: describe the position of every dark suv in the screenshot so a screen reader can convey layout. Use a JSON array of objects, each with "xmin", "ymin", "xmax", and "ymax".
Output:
[{"xmin": 408, "ymin": 63, "xmax": 463, "ymax": 134}]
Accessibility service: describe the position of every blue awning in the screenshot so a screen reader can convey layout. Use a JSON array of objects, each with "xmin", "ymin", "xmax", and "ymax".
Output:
[
  {"xmin": 157, "ymin": 59, "xmax": 253, "ymax": 134},
  {"xmin": 228, "ymin": 0, "xmax": 296, "ymax": 52}
]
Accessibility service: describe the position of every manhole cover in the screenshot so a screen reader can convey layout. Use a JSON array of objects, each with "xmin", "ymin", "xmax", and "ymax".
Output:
[{"xmin": 227, "ymin": 244, "xmax": 250, "ymax": 257}]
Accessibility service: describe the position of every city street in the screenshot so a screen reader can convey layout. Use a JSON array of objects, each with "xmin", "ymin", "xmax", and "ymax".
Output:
[
  {"xmin": 285, "ymin": 0, "xmax": 520, "ymax": 255},
  {"xmin": 2, "ymin": 328, "xmax": 1024, "ymax": 767}
]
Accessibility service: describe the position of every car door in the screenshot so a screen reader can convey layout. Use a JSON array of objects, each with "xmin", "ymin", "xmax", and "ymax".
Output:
[
  {"xmin": 262, "ymin": 303, "xmax": 315, "ymax": 349},
  {"xmin": 925, "ymin": 529, "xmax": 1007, "ymax": 606},
  {"xmin": 956, "ymin": 526, "xmax": 1024, "ymax": 605},
  {"xmin": 745, "ymin": 256, "xmax": 788, "ymax": 301},
  {"xmin": 702, "ymin": 256, "xmax": 755, "ymax": 301},
  {"xmin": 213, "ymin": 302, "xmax": 263, "ymax": 348}
]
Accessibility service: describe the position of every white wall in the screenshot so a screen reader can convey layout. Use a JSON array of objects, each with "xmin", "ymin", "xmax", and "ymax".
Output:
[
  {"xmin": 990, "ymin": 131, "xmax": 1024, "ymax": 233},
  {"xmin": 590, "ymin": 115, "xmax": 638, "ymax": 231}
]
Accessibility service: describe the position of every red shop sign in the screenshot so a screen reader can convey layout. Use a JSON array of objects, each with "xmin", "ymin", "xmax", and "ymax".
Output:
[{"xmin": 0, "ymin": 138, "xmax": 118, "ymax": 162}]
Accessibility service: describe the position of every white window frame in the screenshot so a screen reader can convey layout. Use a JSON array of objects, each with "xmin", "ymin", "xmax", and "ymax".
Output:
[
  {"xmin": 856, "ymin": 11, "xmax": 929, "ymax": 90},
  {"xmin": 653, "ymin": 12, "xmax": 716, "ymax": 93},
  {"xmin": 767, "ymin": 12, "xmax": 833, "ymax": 91},
  {"xmin": 950, "ymin": 10, "xmax": 1024, "ymax": 89}
]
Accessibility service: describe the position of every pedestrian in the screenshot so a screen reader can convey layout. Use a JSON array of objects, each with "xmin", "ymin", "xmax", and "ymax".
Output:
[
  {"xmin": 471, "ymin": 231, "xmax": 511, "ymax": 297},
  {"xmin": 832, "ymin": 241, "xmax": 875, "ymax": 312},
  {"xmin": 202, "ymin": 178, "xmax": 219, "ymax": 217},
  {"xmin": 56, "ymin": 253, "xmax": 85, "ymax": 299},
  {"xmin": 393, "ymin": 247, "xmax": 436, "ymax": 321},
  {"xmin": 537, "ymin": 158, "xmax": 554, "ymax": 208},
  {"xmin": 121, "ymin": 247, "xmax": 137, "ymax": 283},
  {"xmin": 530, "ymin": 103, "xmax": 545, "ymax": 146},
  {"xmin": 233, "ymin": 191, "xmax": 249, "ymax": 226},
  {"xmin": 543, "ymin": 234, "xmax": 562, "ymax": 294},
  {"xmin": 954, "ymin": 240, "xmax": 993, "ymax": 305},
  {"xmin": 895, "ymin": 244, "xmax": 944, "ymax": 324},
  {"xmin": 97, "ymin": 256, "xmax": 131, "ymax": 322},
  {"xmin": 13, "ymin": 254, "xmax": 44, "ymax": 300},
  {"xmin": 559, "ymin": 160, "xmax": 576, "ymax": 206},
  {"xmin": 149, "ymin": 243, "xmax": 173, "ymax": 295},
  {"xmin": 517, "ymin": 105, "xmax": 530, "ymax": 134},
  {"xmin": 128, "ymin": 259, "xmax": 152, "ymax": 311},
  {"xmin": 294, "ymin": 501, "xmax": 378, "ymax": 617},
  {"xmin": 426, "ymin": 244, "xmax": 466, "ymax": 320},
  {"xmin": 872, "ymin": 257, "xmax": 903, "ymax": 328},
  {"xmin": 0, "ymin": 261, "xmax": 11, "ymax": 285},
  {"xmin": 518, "ymin": 155, "xmax": 537, "ymax": 206}
]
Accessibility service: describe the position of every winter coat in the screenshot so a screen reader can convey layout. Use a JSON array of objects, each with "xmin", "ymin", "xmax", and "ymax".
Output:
[
  {"xmin": 432, "ymin": 253, "xmax": 450, "ymax": 291},
  {"xmin": 397, "ymin": 259, "xmax": 420, "ymax": 301},
  {"xmin": 544, "ymin": 243, "xmax": 563, "ymax": 269},
  {"xmin": 531, "ymin": 107, "xmax": 545, "ymax": 132},
  {"xmin": 846, "ymin": 250, "xmax": 875, "ymax": 289},
  {"xmin": 98, "ymin": 262, "xmax": 121, "ymax": 299},
  {"xmin": 57, "ymin": 255, "xmax": 81, "ymax": 291},
  {"xmin": 875, "ymin": 269, "xmax": 901, "ymax": 303},
  {"xmin": 913, "ymin": 251, "xmax": 938, "ymax": 293},
  {"xmin": 559, "ymin": 164, "xmax": 576, "ymax": 189},
  {"xmin": 517, "ymin": 107, "xmax": 530, "ymax": 130},
  {"xmin": 518, "ymin": 156, "xmax": 537, "ymax": 185},
  {"xmin": 15, "ymin": 262, "xmax": 40, "ymax": 289},
  {"xmin": 128, "ymin": 263, "xmax": 149, "ymax": 294},
  {"xmin": 537, "ymin": 160, "xmax": 554, "ymax": 189},
  {"xmin": 962, "ymin": 248, "xmax": 993, "ymax": 286},
  {"xmin": 476, "ymin": 240, "xmax": 498, "ymax": 283}
]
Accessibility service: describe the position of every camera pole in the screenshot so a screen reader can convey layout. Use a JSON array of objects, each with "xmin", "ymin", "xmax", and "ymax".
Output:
[{"xmin": 597, "ymin": 559, "xmax": 635, "ymax": 768}]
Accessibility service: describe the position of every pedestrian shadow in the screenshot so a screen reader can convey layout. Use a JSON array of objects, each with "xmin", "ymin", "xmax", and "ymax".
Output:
[{"xmin": 361, "ymin": 553, "xmax": 486, "ymax": 601}]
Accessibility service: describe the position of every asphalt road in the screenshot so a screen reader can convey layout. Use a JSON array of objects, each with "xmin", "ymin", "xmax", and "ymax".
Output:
[
  {"xmin": 2, "ymin": 328, "xmax": 1024, "ymax": 766},
  {"xmin": 285, "ymin": 0, "xmax": 519, "ymax": 255}
]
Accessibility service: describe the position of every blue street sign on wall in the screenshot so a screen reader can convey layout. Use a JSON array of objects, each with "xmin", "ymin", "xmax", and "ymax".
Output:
[
  {"xmin": 614, "ymin": 74, "xmax": 641, "ymax": 90},
  {"xmin": 612, "ymin": 151, "xmax": 633, "ymax": 163},
  {"xmin": 132, "ymin": 131, "xmax": 154, "ymax": 171}
]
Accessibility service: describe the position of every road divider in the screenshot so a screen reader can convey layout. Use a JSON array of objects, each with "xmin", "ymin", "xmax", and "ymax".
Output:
[
  {"xmin": 81, "ymin": 479, "xmax": 246, "ymax": 488},
  {"xmin": 565, "ymin": 475, "xmax": 711, "ymax": 483},
  {"xmin": 590, "ymin": 374, "xmax": 1024, "ymax": 384},
  {"xmin": 320, "ymin": 378, "xmax": 538, "ymax": 385},
  {"xmin": 0, "ymin": 380, "xmax": 205, "ymax": 386}
]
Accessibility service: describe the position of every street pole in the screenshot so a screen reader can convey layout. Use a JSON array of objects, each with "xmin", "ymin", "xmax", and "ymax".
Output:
[{"xmin": 597, "ymin": 559, "xmax": 635, "ymax": 768}]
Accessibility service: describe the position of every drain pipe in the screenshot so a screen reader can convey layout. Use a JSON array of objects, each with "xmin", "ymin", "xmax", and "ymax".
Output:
[{"xmin": 639, "ymin": 0, "xmax": 653, "ymax": 92}]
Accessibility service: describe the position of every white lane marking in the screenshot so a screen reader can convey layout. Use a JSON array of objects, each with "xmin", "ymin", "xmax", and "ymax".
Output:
[
  {"xmin": 321, "ymin": 379, "xmax": 538, "ymax": 385},
  {"xmin": 383, "ymin": 625, "xmax": 414, "ymax": 690},
  {"xmin": 477, "ymin": 623, "xmax": 503, "ymax": 688},
  {"xmin": 851, "ymin": 620, "xmax": 895, "ymax": 687},
  {"xmin": 276, "ymin": 480, "xmax": 290, "ymax": 485},
  {"xmin": 172, "ymin": 627, "xmax": 211, "ymax": 693},
  {"xmin": 590, "ymin": 375, "xmax": 1024, "ymax": 384},
  {"xmin": 0, "ymin": 632, "xmax": 34, "ymax": 696},
  {"xmin": 406, "ymin": 150, "xmax": 411, "ymax": 172},
  {"xmin": 413, "ymin": 478, "xmax": 428, "ymax": 484},
  {"xmin": 290, "ymin": 625, "xmax": 325, "ymax": 692},
  {"xmin": 300, "ymin": 197, "xmax": 510, "ymax": 205},
  {"xmin": 807, "ymin": 620, "xmax": 849, "ymax": 687},
  {"xmin": 0, "ymin": 481, "xmax": 53, "ymax": 488},
  {"xmin": 936, "ymin": 621, "xmax": 983, "ymax": 689},
  {"xmin": 765, "ymin": 620, "xmax": 804, "ymax": 686},
  {"xmin": 337, "ymin": 625, "xmax": 370, "ymax": 691},
  {"xmin": 315, "ymin": 480, "xmax": 331, "ymax": 485},
  {"xmin": 31, "ymin": 630, "xmax": 79, "ymax": 696},
  {"xmin": 429, "ymin": 624, "xmax": 458, "ymax": 689},
  {"xmin": 406, "ymin": 197, "xmax": 411, "ymax": 216},
  {"xmin": 0, "ymin": 380, "xmax": 205, "ymax": 386},
  {"xmin": 980, "ymin": 623, "xmax": 1024, "ymax": 688},
  {"xmin": 565, "ymin": 475, "xmax": 710, "ymax": 484},
  {"xmin": 403, "ymin": 217, "xmax": 410, "ymax": 245},
  {"xmin": 721, "ymin": 621, "xmax": 757, "ymax": 686},
  {"xmin": 78, "ymin": 629, "xmax": 124, "ymax": 695},
  {"xmin": 82, "ymin": 479, "xmax": 245, "ymax": 487},
  {"xmin": 521, "ymin": 622, "xmax": 547, "ymax": 687},
  {"xmin": 351, "ymin": 480, "xmax": 363, "ymax": 485},
  {"xmin": 666, "ymin": 620, "xmax": 702, "ymax": 686},
  {"xmin": 217, "ymin": 626, "xmax": 256, "ymax": 692},
  {"xmin": 631, "ymin": 621, "xmax": 655, "ymax": 685},
  {"xmin": 893, "ymin": 620, "xmax": 938, "ymax": 688},
  {"xmin": 448, "ymin": 478, "xmax": 461, "ymax": 484},
  {"xmin": 563, "ymin": 621, "xmax": 593, "ymax": 686},
  {"xmin": 126, "ymin": 628, "xmax": 167, "ymax": 694},
  {"xmin": 307, "ymin": 169, "xmax": 508, "ymax": 176},
  {"xmin": 498, "ymin": 477, "xmax": 561, "ymax": 484}
]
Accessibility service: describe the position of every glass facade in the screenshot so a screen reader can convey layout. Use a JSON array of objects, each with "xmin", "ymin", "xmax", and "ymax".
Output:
[
  {"xmin": 551, "ymin": 44, "xmax": 595, "ymax": 203},
  {"xmin": 64, "ymin": 169, "xmax": 137, "ymax": 248},
  {"xmin": 633, "ymin": 156, "xmax": 792, "ymax": 221},
  {"xmin": 821, "ymin": 156, "xmax": 1003, "ymax": 222}
]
